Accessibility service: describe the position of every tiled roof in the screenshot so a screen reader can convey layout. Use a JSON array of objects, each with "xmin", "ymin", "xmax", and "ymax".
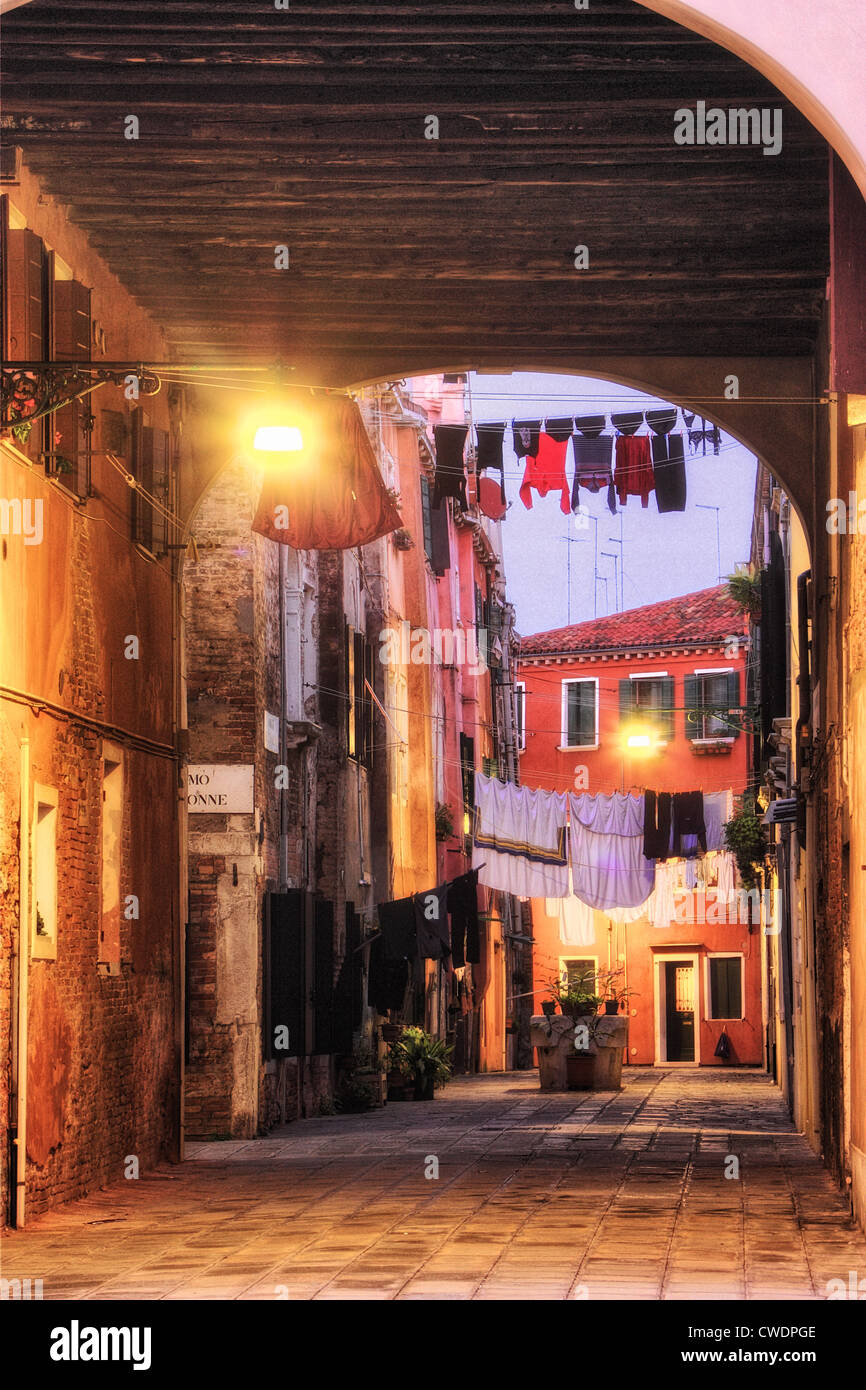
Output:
[{"xmin": 519, "ymin": 585, "xmax": 744, "ymax": 658}]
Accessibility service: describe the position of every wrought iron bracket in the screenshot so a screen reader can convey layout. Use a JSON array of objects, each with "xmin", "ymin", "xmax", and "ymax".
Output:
[{"xmin": 1, "ymin": 362, "xmax": 161, "ymax": 440}]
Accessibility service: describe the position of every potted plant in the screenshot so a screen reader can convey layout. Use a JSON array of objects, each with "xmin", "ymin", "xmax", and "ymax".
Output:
[
  {"xmin": 386, "ymin": 1040, "xmax": 414, "ymax": 1101},
  {"xmin": 541, "ymin": 999, "xmax": 557, "ymax": 1018},
  {"xmin": 391, "ymin": 1026, "xmax": 453, "ymax": 1101},
  {"xmin": 596, "ymin": 966, "xmax": 638, "ymax": 1016},
  {"xmin": 380, "ymin": 1021, "xmax": 402, "ymax": 1043},
  {"xmin": 546, "ymin": 968, "xmax": 601, "ymax": 1020},
  {"xmin": 725, "ymin": 566, "xmax": 762, "ymax": 619}
]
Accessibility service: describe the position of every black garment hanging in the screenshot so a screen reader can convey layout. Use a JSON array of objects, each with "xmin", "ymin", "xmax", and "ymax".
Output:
[
  {"xmin": 476, "ymin": 422, "xmax": 507, "ymax": 504},
  {"xmin": 643, "ymin": 790, "xmax": 673, "ymax": 861},
  {"xmin": 377, "ymin": 896, "xmax": 417, "ymax": 958},
  {"xmin": 432, "ymin": 424, "xmax": 468, "ymax": 509},
  {"xmin": 672, "ymin": 791, "xmax": 706, "ymax": 857},
  {"xmin": 571, "ymin": 435, "xmax": 617, "ymax": 516},
  {"xmin": 574, "ymin": 414, "xmax": 606, "ymax": 438},
  {"xmin": 368, "ymin": 937, "xmax": 409, "ymax": 1014},
  {"xmin": 650, "ymin": 434, "xmax": 687, "ymax": 513},
  {"xmin": 645, "ymin": 408, "xmax": 678, "ymax": 436},
  {"xmin": 413, "ymin": 885, "xmax": 451, "ymax": 959},
  {"xmin": 512, "ymin": 419, "xmax": 541, "ymax": 460},
  {"xmin": 610, "ymin": 411, "xmax": 645, "ymax": 437},
  {"xmin": 447, "ymin": 869, "xmax": 481, "ymax": 967},
  {"xmin": 543, "ymin": 416, "xmax": 574, "ymax": 444}
]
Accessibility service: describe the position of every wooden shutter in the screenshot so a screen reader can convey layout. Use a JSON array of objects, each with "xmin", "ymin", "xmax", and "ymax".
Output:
[
  {"xmin": 619, "ymin": 678, "xmax": 633, "ymax": 724},
  {"xmin": 150, "ymin": 426, "xmax": 170, "ymax": 555},
  {"xmin": 52, "ymin": 278, "xmax": 92, "ymax": 497},
  {"xmin": 660, "ymin": 676, "xmax": 675, "ymax": 739},
  {"xmin": 684, "ymin": 674, "xmax": 701, "ymax": 739},
  {"xmin": 132, "ymin": 419, "xmax": 155, "ymax": 550},
  {"xmin": 313, "ymin": 898, "xmax": 335, "ymax": 1054},
  {"xmin": 727, "ymin": 669, "xmax": 741, "ymax": 737},
  {"xmin": 419, "ymin": 474, "xmax": 434, "ymax": 565},
  {"xmin": 3, "ymin": 227, "xmax": 46, "ymax": 361},
  {"xmin": 345, "ymin": 623, "xmax": 356, "ymax": 757},
  {"xmin": 333, "ymin": 903, "xmax": 360, "ymax": 1053},
  {"xmin": 263, "ymin": 889, "xmax": 305, "ymax": 1060},
  {"xmin": 53, "ymin": 279, "xmax": 91, "ymax": 361}
]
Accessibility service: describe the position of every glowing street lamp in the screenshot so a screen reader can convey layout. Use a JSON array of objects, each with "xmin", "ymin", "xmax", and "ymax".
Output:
[{"xmin": 253, "ymin": 424, "xmax": 304, "ymax": 453}]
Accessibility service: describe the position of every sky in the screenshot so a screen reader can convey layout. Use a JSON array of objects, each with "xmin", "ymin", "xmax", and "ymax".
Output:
[{"xmin": 468, "ymin": 372, "xmax": 758, "ymax": 637}]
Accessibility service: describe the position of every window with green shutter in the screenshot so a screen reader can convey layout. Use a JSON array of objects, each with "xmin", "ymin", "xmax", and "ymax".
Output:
[
  {"xmin": 708, "ymin": 956, "xmax": 743, "ymax": 1019},
  {"xmin": 686, "ymin": 670, "xmax": 741, "ymax": 739},
  {"xmin": 562, "ymin": 679, "xmax": 597, "ymax": 747},
  {"xmin": 621, "ymin": 676, "xmax": 675, "ymax": 740}
]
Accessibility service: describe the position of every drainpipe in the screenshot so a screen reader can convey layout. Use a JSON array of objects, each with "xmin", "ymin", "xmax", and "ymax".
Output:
[{"xmin": 14, "ymin": 737, "xmax": 30, "ymax": 1227}]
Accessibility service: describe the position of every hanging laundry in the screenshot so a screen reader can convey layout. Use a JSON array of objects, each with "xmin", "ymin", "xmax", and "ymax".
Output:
[
  {"xmin": 472, "ymin": 773, "xmax": 569, "ymax": 898},
  {"xmin": 518, "ymin": 418, "xmax": 572, "ymax": 514},
  {"xmin": 568, "ymin": 792, "xmax": 656, "ymax": 911},
  {"xmin": 368, "ymin": 938, "xmax": 409, "ymax": 1014},
  {"xmin": 672, "ymin": 790, "xmax": 706, "ymax": 857},
  {"xmin": 512, "ymin": 419, "xmax": 541, "ymax": 460},
  {"xmin": 377, "ymin": 896, "xmax": 417, "ymax": 958},
  {"xmin": 571, "ymin": 435, "xmax": 617, "ymax": 516},
  {"xmin": 545, "ymin": 869, "xmax": 595, "ymax": 946},
  {"xmin": 252, "ymin": 394, "xmax": 403, "ymax": 549},
  {"xmin": 476, "ymin": 422, "xmax": 507, "ymax": 505},
  {"xmin": 610, "ymin": 411, "xmax": 644, "ymax": 436},
  {"xmin": 648, "ymin": 860, "xmax": 678, "ymax": 928},
  {"xmin": 614, "ymin": 435, "xmax": 655, "ymax": 508},
  {"xmin": 414, "ymin": 884, "xmax": 451, "ymax": 959},
  {"xmin": 432, "ymin": 424, "xmax": 468, "ymax": 508},
  {"xmin": 679, "ymin": 789, "xmax": 732, "ymax": 857},
  {"xmin": 607, "ymin": 902, "xmax": 651, "ymax": 924},
  {"xmin": 715, "ymin": 849, "xmax": 737, "ymax": 900},
  {"xmin": 643, "ymin": 789, "xmax": 673, "ymax": 861},
  {"xmin": 447, "ymin": 869, "xmax": 481, "ymax": 966},
  {"xmin": 650, "ymin": 434, "xmax": 687, "ymax": 513}
]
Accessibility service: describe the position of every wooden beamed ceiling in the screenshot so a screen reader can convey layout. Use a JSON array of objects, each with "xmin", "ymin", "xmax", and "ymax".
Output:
[{"xmin": 1, "ymin": 0, "xmax": 830, "ymax": 380}]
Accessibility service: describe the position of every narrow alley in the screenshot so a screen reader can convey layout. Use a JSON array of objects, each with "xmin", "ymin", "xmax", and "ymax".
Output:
[{"xmin": 3, "ymin": 1070, "xmax": 864, "ymax": 1302}]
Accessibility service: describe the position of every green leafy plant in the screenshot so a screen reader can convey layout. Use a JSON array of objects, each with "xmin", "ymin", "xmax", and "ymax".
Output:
[
  {"xmin": 334, "ymin": 1076, "xmax": 377, "ymax": 1114},
  {"xmin": 391, "ymin": 1026, "xmax": 453, "ymax": 1087},
  {"xmin": 595, "ymin": 965, "xmax": 638, "ymax": 1010},
  {"xmin": 546, "ymin": 968, "xmax": 601, "ymax": 1016},
  {"xmin": 434, "ymin": 801, "xmax": 456, "ymax": 841},
  {"xmin": 724, "ymin": 796, "xmax": 768, "ymax": 891},
  {"xmin": 725, "ymin": 567, "xmax": 761, "ymax": 617}
]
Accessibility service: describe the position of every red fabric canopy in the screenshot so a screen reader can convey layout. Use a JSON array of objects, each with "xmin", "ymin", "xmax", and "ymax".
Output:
[{"xmin": 252, "ymin": 395, "xmax": 403, "ymax": 549}]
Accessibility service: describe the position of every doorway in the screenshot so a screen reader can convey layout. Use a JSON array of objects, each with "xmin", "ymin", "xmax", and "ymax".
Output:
[{"xmin": 655, "ymin": 954, "xmax": 700, "ymax": 1064}]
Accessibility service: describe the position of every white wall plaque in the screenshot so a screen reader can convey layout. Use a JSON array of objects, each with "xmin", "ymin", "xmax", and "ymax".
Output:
[
  {"xmin": 187, "ymin": 765, "xmax": 254, "ymax": 813},
  {"xmin": 264, "ymin": 710, "xmax": 280, "ymax": 753}
]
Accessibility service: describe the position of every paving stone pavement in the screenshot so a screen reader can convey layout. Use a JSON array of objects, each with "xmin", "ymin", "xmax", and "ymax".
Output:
[{"xmin": 4, "ymin": 1068, "xmax": 865, "ymax": 1301}]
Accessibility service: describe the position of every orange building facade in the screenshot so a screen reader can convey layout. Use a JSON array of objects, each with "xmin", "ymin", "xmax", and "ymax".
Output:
[{"xmin": 517, "ymin": 586, "xmax": 762, "ymax": 1067}]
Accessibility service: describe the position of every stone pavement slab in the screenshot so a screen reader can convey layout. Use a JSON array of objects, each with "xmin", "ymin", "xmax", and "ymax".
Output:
[{"xmin": 3, "ymin": 1068, "xmax": 865, "ymax": 1301}]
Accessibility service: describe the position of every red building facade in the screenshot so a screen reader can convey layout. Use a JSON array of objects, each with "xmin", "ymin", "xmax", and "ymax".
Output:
[{"xmin": 517, "ymin": 586, "xmax": 762, "ymax": 1067}]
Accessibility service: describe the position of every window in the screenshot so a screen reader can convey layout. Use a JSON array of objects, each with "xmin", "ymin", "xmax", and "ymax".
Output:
[
  {"xmin": 130, "ymin": 409, "xmax": 170, "ymax": 555},
  {"xmin": 619, "ymin": 675, "xmax": 675, "ymax": 741},
  {"xmin": 685, "ymin": 669, "xmax": 741, "ymax": 740},
  {"xmin": 346, "ymin": 624, "xmax": 374, "ymax": 767},
  {"xmin": 562, "ymin": 678, "xmax": 598, "ymax": 748},
  {"xmin": 50, "ymin": 273, "xmax": 93, "ymax": 498},
  {"xmin": 515, "ymin": 681, "xmax": 526, "ymax": 752},
  {"xmin": 707, "ymin": 955, "xmax": 743, "ymax": 1019},
  {"xmin": 562, "ymin": 958, "xmax": 596, "ymax": 992},
  {"xmin": 32, "ymin": 785, "xmax": 58, "ymax": 960},
  {"xmin": 460, "ymin": 733, "xmax": 475, "ymax": 848},
  {"xmin": 100, "ymin": 746, "xmax": 123, "ymax": 975},
  {"xmin": 2, "ymin": 220, "xmax": 49, "ymax": 467},
  {"xmin": 420, "ymin": 473, "xmax": 434, "ymax": 565}
]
